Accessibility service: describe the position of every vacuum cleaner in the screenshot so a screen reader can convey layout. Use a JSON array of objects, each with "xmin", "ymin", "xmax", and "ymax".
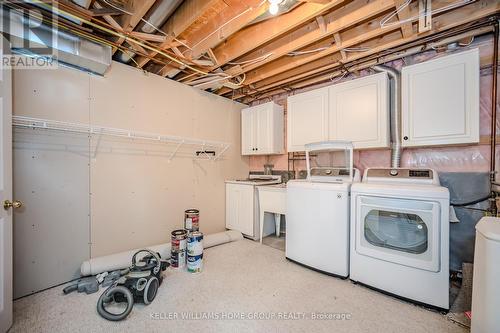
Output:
[{"xmin": 96, "ymin": 249, "xmax": 169, "ymax": 321}]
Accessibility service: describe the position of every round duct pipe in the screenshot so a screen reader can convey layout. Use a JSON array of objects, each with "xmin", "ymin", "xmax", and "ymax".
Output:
[{"xmin": 373, "ymin": 65, "xmax": 402, "ymax": 169}]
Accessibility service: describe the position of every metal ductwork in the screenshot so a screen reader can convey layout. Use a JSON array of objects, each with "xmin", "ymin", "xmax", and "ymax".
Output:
[
  {"xmin": 70, "ymin": 0, "xmax": 92, "ymax": 9},
  {"xmin": 140, "ymin": 0, "xmax": 182, "ymax": 33},
  {"xmin": 3, "ymin": 9, "xmax": 111, "ymax": 75},
  {"xmin": 373, "ymin": 65, "xmax": 402, "ymax": 169},
  {"xmin": 117, "ymin": 0, "xmax": 182, "ymax": 64}
]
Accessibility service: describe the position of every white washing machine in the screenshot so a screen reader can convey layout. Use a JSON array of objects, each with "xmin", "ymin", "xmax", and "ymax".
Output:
[
  {"xmin": 286, "ymin": 141, "xmax": 360, "ymax": 278},
  {"xmin": 350, "ymin": 168, "xmax": 450, "ymax": 310}
]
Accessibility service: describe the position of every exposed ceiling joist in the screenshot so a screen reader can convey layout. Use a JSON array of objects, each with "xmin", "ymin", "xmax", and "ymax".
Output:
[
  {"xmin": 209, "ymin": 0, "xmax": 346, "ymax": 69},
  {"xmin": 134, "ymin": 0, "xmax": 220, "ymax": 69},
  {"xmin": 156, "ymin": 0, "xmax": 269, "ymax": 77},
  {"xmin": 394, "ymin": 0, "xmax": 415, "ymax": 38},
  {"xmin": 92, "ymin": 0, "xmax": 155, "ymax": 55},
  {"xmin": 215, "ymin": 0, "xmax": 396, "ymax": 95},
  {"xmin": 31, "ymin": 0, "xmax": 499, "ymax": 103},
  {"xmin": 225, "ymin": 0, "xmax": 394, "ymax": 77},
  {"xmin": 235, "ymin": 0, "xmax": 499, "ymax": 102}
]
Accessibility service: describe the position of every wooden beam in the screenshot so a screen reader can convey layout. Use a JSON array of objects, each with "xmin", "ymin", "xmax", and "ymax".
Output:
[
  {"xmin": 394, "ymin": 0, "xmax": 414, "ymax": 38},
  {"xmin": 222, "ymin": 0, "xmax": 496, "ymax": 95},
  {"xmin": 90, "ymin": 7, "xmax": 122, "ymax": 16},
  {"xmin": 333, "ymin": 33, "xmax": 347, "ymax": 61},
  {"xmin": 220, "ymin": 0, "xmax": 394, "ymax": 88},
  {"xmin": 418, "ymin": 0, "xmax": 432, "ymax": 33},
  {"xmin": 134, "ymin": 0, "xmax": 219, "ymax": 69},
  {"xmin": 93, "ymin": 2, "xmax": 122, "ymax": 31},
  {"xmin": 210, "ymin": 0, "xmax": 346, "ymax": 68},
  {"xmin": 230, "ymin": 26, "xmax": 494, "ymax": 101},
  {"xmin": 207, "ymin": 48, "xmax": 219, "ymax": 67},
  {"xmin": 316, "ymin": 15, "xmax": 327, "ymax": 35},
  {"xmin": 188, "ymin": 0, "xmax": 269, "ymax": 59},
  {"xmin": 235, "ymin": 0, "xmax": 499, "ymax": 102},
  {"xmin": 112, "ymin": 0, "xmax": 156, "ymax": 55},
  {"xmin": 129, "ymin": 31, "xmax": 167, "ymax": 43},
  {"xmin": 157, "ymin": 0, "xmax": 268, "ymax": 76}
]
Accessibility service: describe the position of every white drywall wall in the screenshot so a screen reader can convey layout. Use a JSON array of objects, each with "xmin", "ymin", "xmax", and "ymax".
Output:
[{"xmin": 12, "ymin": 61, "xmax": 248, "ymax": 296}]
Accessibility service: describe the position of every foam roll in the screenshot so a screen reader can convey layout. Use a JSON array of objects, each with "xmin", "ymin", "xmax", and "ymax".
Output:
[{"xmin": 80, "ymin": 230, "xmax": 243, "ymax": 276}]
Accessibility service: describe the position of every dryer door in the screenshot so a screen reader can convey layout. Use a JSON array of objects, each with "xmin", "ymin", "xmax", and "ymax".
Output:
[{"xmin": 355, "ymin": 195, "xmax": 440, "ymax": 272}]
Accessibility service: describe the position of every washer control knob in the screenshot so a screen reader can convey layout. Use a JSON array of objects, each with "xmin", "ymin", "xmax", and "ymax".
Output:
[{"xmin": 389, "ymin": 169, "xmax": 398, "ymax": 176}]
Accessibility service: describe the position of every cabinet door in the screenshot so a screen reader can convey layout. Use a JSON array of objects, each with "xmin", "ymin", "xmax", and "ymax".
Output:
[
  {"xmin": 255, "ymin": 104, "xmax": 271, "ymax": 154},
  {"xmin": 287, "ymin": 87, "xmax": 329, "ymax": 152},
  {"xmin": 329, "ymin": 73, "xmax": 389, "ymax": 149},
  {"xmin": 225, "ymin": 183, "xmax": 254, "ymax": 236},
  {"xmin": 237, "ymin": 185, "xmax": 255, "ymax": 236},
  {"xmin": 241, "ymin": 108, "xmax": 255, "ymax": 155},
  {"xmin": 225, "ymin": 184, "xmax": 239, "ymax": 231},
  {"xmin": 402, "ymin": 49, "xmax": 479, "ymax": 147}
]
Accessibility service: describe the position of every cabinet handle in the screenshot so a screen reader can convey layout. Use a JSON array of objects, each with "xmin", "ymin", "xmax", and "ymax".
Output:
[{"xmin": 403, "ymin": 136, "xmax": 408, "ymax": 141}]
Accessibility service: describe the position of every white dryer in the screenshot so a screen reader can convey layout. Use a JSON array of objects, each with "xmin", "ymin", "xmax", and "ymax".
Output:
[
  {"xmin": 350, "ymin": 168, "xmax": 450, "ymax": 310},
  {"xmin": 286, "ymin": 141, "xmax": 359, "ymax": 278}
]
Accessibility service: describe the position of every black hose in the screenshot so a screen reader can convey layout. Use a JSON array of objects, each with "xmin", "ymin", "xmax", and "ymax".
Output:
[
  {"xmin": 97, "ymin": 286, "xmax": 134, "ymax": 321},
  {"xmin": 451, "ymin": 195, "xmax": 491, "ymax": 207}
]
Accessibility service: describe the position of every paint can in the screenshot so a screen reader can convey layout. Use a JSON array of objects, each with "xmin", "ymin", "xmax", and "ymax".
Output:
[
  {"xmin": 184, "ymin": 209, "xmax": 199, "ymax": 232},
  {"xmin": 171, "ymin": 229, "xmax": 187, "ymax": 252},
  {"xmin": 171, "ymin": 250, "xmax": 186, "ymax": 269},
  {"xmin": 171, "ymin": 229, "xmax": 187, "ymax": 269},
  {"xmin": 187, "ymin": 231, "xmax": 204, "ymax": 273},
  {"xmin": 187, "ymin": 254, "xmax": 203, "ymax": 273},
  {"xmin": 187, "ymin": 231, "xmax": 204, "ymax": 256}
]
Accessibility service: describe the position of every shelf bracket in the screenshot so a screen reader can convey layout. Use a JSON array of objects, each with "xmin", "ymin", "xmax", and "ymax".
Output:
[
  {"xmin": 214, "ymin": 145, "xmax": 230, "ymax": 161},
  {"xmin": 168, "ymin": 141, "xmax": 184, "ymax": 162},
  {"xmin": 93, "ymin": 128, "xmax": 103, "ymax": 159}
]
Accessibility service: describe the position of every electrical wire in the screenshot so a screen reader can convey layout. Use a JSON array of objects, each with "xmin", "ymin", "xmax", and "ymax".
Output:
[
  {"xmin": 227, "ymin": 53, "xmax": 273, "ymax": 65},
  {"xmin": 287, "ymin": 47, "xmax": 329, "ymax": 56},
  {"xmin": 380, "ymin": 0, "xmax": 477, "ymax": 29},
  {"xmin": 101, "ymin": 0, "xmax": 195, "ymax": 59},
  {"xmin": 4, "ymin": 1, "xmax": 177, "ymax": 70},
  {"xmin": 189, "ymin": 0, "xmax": 268, "ymax": 51},
  {"xmin": 344, "ymin": 47, "xmax": 371, "ymax": 52},
  {"xmin": 458, "ymin": 36, "xmax": 475, "ymax": 46},
  {"xmin": 102, "ymin": 0, "xmax": 168, "ymax": 39},
  {"xmin": 329, "ymin": 70, "xmax": 350, "ymax": 83},
  {"xmin": 31, "ymin": 0, "xmax": 213, "ymax": 77}
]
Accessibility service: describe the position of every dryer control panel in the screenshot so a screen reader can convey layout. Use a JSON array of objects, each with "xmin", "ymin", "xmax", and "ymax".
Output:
[{"xmin": 364, "ymin": 168, "xmax": 439, "ymax": 185}]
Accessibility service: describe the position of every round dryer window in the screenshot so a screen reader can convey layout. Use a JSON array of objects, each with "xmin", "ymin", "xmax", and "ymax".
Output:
[{"xmin": 364, "ymin": 210, "xmax": 428, "ymax": 254}]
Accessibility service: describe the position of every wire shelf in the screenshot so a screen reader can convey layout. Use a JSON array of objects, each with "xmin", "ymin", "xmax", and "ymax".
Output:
[{"xmin": 12, "ymin": 116, "xmax": 231, "ymax": 161}]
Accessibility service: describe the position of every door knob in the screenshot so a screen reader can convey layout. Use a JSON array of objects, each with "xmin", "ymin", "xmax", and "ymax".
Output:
[{"xmin": 4, "ymin": 200, "xmax": 22, "ymax": 210}]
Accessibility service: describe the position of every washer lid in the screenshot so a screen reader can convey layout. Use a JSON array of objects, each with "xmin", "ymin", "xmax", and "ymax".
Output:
[{"xmin": 476, "ymin": 217, "xmax": 500, "ymax": 242}]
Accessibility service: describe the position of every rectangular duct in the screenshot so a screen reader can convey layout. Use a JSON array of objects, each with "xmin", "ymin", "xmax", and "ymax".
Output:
[{"xmin": 1, "ymin": 8, "xmax": 111, "ymax": 75}]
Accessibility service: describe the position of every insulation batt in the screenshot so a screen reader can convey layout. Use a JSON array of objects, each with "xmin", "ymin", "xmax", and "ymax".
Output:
[{"xmin": 80, "ymin": 230, "xmax": 243, "ymax": 276}]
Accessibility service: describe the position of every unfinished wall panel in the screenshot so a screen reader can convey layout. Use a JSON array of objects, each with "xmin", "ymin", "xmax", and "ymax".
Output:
[
  {"xmin": 12, "ymin": 66, "xmax": 91, "ymax": 298},
  {"xmin": 88, "ymin": 63, "xmax": 248, "ymax": 257},
  {"xmin": 12, "ymin": 62, "xmax": 249, "ymax": 295}
]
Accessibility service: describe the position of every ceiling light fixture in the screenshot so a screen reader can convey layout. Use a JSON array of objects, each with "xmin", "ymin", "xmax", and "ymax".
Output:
[{"xmin": 268, "ymin": 0, "xmax": 284, "ymax": 15}]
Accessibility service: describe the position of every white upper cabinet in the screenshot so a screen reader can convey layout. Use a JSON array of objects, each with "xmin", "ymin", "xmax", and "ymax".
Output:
[
  {"xmin": 241, "ymin": 102, "xmax": 284, "ymax": 155},
  {"xmin": 287, "ymin": 87, "xmax": 329, "ymax": 152},
  {"xmin": 402, "ymin": 49, "xmax": 480, "ymax": 147},
  {"xmin": 329, "ymin": 72, "xmax": 389, "ymax": 149},
  {"xmin": 287, "ymin": 74, "xmax": 389, "ymax": 152}
]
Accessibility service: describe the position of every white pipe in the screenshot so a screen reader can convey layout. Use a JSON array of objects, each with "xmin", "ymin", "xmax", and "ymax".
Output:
[{"xmin": 81, "ymin": 230, "xmax": 243, "ymax": 276}]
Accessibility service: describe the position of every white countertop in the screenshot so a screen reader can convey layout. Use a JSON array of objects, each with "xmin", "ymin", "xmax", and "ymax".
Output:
[{"xmin": 258, "ymin": 183, "xmax": 287, "ymax": 190}]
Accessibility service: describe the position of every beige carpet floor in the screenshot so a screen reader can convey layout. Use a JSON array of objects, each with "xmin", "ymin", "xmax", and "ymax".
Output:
[{"xmin": 10, "ymin": 239, "xmax": 466, "ymax": 333}]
